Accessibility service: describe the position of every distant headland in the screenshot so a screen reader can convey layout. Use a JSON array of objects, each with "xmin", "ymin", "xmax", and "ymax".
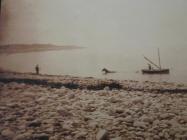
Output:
[{"xmin": 0, "ymin": 44, "xmax": 82, "ymax": 54}]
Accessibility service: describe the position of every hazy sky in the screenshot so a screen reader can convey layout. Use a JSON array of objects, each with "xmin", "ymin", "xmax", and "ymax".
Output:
[{"xmin": 0, "ymin": 0, "xmax": 186, "ymax": 47}]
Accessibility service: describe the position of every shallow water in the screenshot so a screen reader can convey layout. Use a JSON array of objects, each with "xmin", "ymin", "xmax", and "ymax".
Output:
[{"xmin": 0, "ymin": 46, "xmax": 186, "ymax": 84}]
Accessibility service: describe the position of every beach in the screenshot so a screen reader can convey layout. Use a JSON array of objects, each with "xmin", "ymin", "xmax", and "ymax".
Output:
[
  {"xmin": 0, "ymin": 71, "xmax": 187, "ymax": 140},
  {"xmin": 1, "ymin": 0, "xmax": 187, "ymax": 139}
]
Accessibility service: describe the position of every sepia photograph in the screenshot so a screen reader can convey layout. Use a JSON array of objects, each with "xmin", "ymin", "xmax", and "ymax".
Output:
[{"xmin": 0, "ymin": 0, "xmax": 187, "ymax": 140}]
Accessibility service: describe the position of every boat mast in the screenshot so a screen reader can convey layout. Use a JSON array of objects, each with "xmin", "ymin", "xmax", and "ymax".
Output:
[{"xmin": 158, "ymin": 48, "xmax": 161, "ymax": 69}]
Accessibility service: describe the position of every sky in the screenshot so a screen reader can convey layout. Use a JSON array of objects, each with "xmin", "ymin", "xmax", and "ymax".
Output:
[{"xmin": 0, "ymin": 0, "xmax": 186, "ymax": 48}]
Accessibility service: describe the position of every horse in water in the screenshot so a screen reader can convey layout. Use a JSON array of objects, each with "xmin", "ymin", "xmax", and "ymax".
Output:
[{"xmin": 102, "ymin": 68, "xmax": 116, "ymax": 74}]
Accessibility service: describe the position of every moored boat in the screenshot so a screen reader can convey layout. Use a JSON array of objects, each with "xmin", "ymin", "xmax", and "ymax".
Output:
[
  {"xmin": 142, "ymin": 68, "xmax": 169, "ymax": 74},
  {"xmin": 142, "ymin": 48, "xmax": 170, "ymax": 74}
]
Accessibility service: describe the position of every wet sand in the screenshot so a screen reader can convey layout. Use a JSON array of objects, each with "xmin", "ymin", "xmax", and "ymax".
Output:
[
  {"xmin": 0, "ymin": 44, "xmax": 81, "ymax": 54},
  {"xmin": 0, "ymin": 72, "xmax": 187, "ymax": 140}
]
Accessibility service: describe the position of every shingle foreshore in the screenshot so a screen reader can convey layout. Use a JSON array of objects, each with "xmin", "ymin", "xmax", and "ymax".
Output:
[{"xmin": 0, "ymin": 72, "xmax": 187, "ymax": 140}]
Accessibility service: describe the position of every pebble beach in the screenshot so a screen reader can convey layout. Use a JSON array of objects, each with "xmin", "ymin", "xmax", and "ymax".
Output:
[{"xmin": 0, "ymin": 72, "xmax": 187, "ymax": 140}]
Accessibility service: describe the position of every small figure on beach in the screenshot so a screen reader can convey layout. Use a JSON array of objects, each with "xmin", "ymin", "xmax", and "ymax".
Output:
[
  {"xmin": 102, "ymin": 68, "xmax": 116, "ymax": 74},
  {"xmin": 148, "ymin": 64, "xmax": 152, "ymax": 70},
  {"xmin": 35, "ymin": 64, "xmax": 40, "ymax": 75}
]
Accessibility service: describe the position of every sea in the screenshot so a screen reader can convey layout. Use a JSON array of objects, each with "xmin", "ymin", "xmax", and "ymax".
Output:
[
  {"xmin": 0, "ymin": 46, "xmax": 187, "ymax": 84},
  {"xmin": 0, "ymin": 0, "xmax": 187, "ymax": 84}
]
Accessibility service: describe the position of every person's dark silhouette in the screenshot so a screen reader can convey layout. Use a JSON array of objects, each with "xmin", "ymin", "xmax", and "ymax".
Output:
[
  {"xmin": 35, "ymin": 64, "xmax": 39, "ymax": 74},
  {"xmin": 0, "ymin": 0, "xmax": 1, "ymax": 14},
  {"xmin": 148, "ymin": 64, "xmax": 152, "ymax": 70}
]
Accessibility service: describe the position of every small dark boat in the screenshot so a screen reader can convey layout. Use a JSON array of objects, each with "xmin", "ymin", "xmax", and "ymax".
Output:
[
  {"xmin": 102, "ymin": 68, "xmax": 116, "ymax": 74},
  {"xmin": 142, "ymin": 69, "xmax": 169, "ymax": 74},
  {"xmin": 142, "ymin": 49, "xmax": 170, "ymax": 74}
]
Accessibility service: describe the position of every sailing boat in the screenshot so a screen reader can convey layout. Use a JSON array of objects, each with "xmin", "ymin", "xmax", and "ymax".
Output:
[{"xmin": 142, "ymin": 49, "xmax": 170, "ymax": 74}]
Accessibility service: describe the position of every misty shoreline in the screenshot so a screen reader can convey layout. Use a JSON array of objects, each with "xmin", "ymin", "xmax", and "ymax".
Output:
[
  {"xmin": 0, "ymin": 44, "xmax": 82, "ymax": 54},
  {"xmin": 0, "ymin": 71, "xmax": 187, "ymax": 93}
]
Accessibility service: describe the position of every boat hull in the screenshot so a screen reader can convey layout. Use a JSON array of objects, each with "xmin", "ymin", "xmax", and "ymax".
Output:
[{"xmin": 142, "ymin": 69, "xmax": 170, "ymax": 74}]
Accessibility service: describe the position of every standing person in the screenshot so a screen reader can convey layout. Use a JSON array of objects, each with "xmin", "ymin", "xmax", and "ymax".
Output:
[
  {"xmin": 0, "ymin": 0, "xmax": 2, "ymax": 14},
  {"xmin": 35, "ymin": 64, "xmax": 40, "ymax": 74},
  {"xmin": 148, "ymin": 64, "xmax": 152, "ymax": 70}
]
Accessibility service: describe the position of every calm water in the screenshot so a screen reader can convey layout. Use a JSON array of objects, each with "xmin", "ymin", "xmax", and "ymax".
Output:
[
  {"xmin": 0, "ymin": 1, "xmax": 187, "ymax": 83},
  {"xmin": 0, "ymin": 46, "xmax": 187, "ymax": 84}
]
